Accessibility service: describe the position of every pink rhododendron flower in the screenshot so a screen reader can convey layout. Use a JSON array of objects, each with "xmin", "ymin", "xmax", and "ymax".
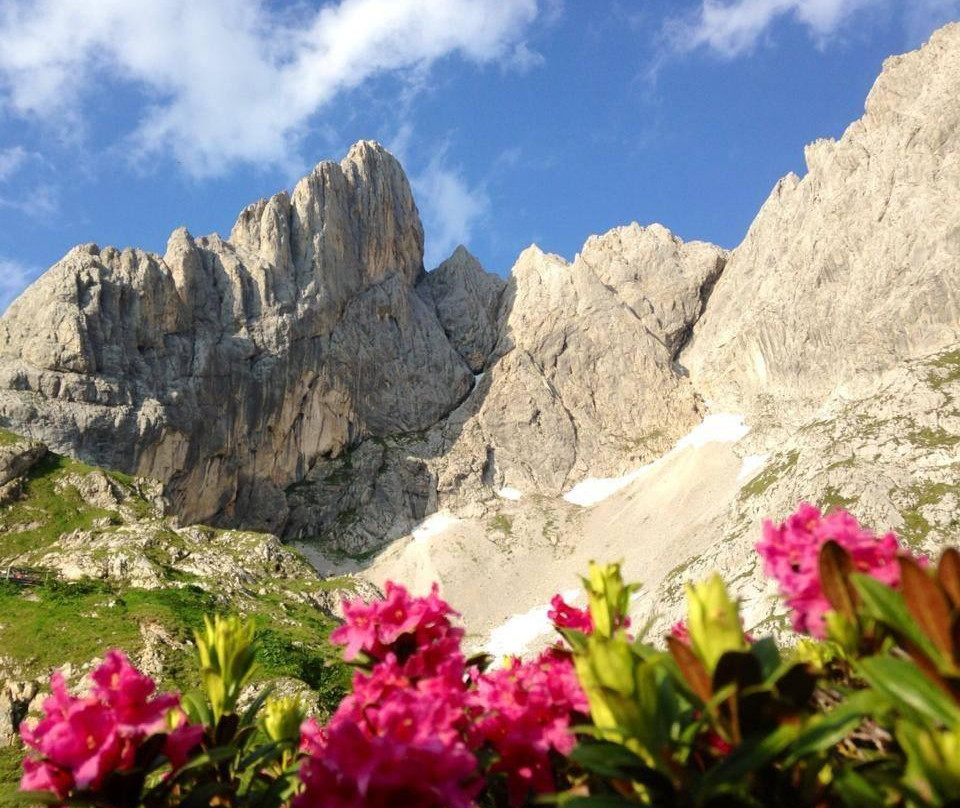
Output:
[
  {"xmin": 164, "ymin": 719, "xmax": 205, "ymax": 769},
  {"xmin": 296, "ymin": 680, "xmax": 479, "ymax": 808},
  {"xmin": 469, "ymin": 650, "xmax": 588, "ymax": 806},
  {"xmin": 302, "ymin": 584, "xmax": 480, "ymax": 807},
  {"xmin": 20, "ymin": 652, "xmax": 196, "ymax": 799},
  {"xmin": 332, "ymin": 582, "xmax": 465, "ymax": 675},
  {"xmin": 670, "ymin": 620, "xmax": 691, "ymax": 645},
  {"xmin": 304, "ymin": 584, "xmax": 591, "ymax": 807},
  {"xmin": 548, "ymin": 594, "xmax": 594, "ymax": 633},
  {"xmin": 757, "ymin": 503, "xmax": 916, "ymax": 637}
]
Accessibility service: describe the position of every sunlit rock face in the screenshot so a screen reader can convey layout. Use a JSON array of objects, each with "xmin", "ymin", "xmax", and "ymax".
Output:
[
  {"xmin": 683, "ymin": 23, "xmax": 960, "ymax": 424},
  {"xmin": 0, "ymin": 142, "xmax": 474, "ymax": 529},
  {"xmin": 0, "ymin": 134, "xmax": 726, "ymax": 543}
]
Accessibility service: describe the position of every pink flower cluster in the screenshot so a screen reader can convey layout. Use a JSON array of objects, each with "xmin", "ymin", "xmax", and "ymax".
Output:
[
  {"xmin": 548, "ymin": 594, "xmax": 593, "ymax": 633},
  {"xmin": 468, "ymin": 650, "xmax": 588, "ymax": 805},
  {"xmin": 21, "ymin": 651, "xmax": 202, "ymax": 799},
  {"xmin": 757, "ymin": 502, "xmax": 909, "ymax": 637},
  {"xmin": 299, "ymin": 584, "xmax": 476, "ymax": 808},
  {"xmin": 297, "ymin": 583, "xmax": 587, "ymax": 808},
  {"xmin": 298, "ymin": 672, "xmax": 478, "ymax": 808}
]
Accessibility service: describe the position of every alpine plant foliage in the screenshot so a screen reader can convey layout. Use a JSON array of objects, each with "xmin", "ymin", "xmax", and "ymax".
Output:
[{"xmin": 12, "ymin": 503, "xmax": 960, "ymax": 807}]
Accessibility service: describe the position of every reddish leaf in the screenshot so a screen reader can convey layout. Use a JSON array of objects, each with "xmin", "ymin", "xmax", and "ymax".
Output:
[
  {"xmin": 900, "ymin": 634, "xmax": 960, "ymax": 706},
  {"xmin": 901, "ymin": 555, "xmax": 954, "ymax": 659},
  {"xmin": 667, "ymin": 635, "xmax": 712, "ymax": 703},
  {"xmin": 819, "ymin": 540, "xmax": 857, "ymax": 620},
  {"xmin": 938, "ymin": 548, "xmax": 960, "ymax": 609}
]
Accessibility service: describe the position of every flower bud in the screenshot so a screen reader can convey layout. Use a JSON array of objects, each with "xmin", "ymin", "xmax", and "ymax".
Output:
[
  {"xmin": 195, "ymin": 614, "xmax": 258, "ymax": 723},
  {"xmin": 685, "ymin": 575, "xmax": 747, "ymax": 672},
  {"xmin": 262, "ymin": 695, "xmax": 306, "ymax": 744}
]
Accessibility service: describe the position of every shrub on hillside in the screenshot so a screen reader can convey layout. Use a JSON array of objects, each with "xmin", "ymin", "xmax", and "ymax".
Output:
[{"xmin": 13, "ymin": 504, "xmax": 960, "ymax": 807}]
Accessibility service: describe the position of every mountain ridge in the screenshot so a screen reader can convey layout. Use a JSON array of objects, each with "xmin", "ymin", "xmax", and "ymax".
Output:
[{"xmin": 0, "ymin": 23, "xmax": 958, "ymax": 655}]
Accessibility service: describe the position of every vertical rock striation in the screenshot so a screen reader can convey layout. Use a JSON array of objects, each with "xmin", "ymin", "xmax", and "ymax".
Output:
[
  {"xmin": 683, "ymin": 23, "xmax": 960, "ymax": 422},
  {"xmin": 0, "ymin": 142, "xmax": 473, "ymax": 530}
]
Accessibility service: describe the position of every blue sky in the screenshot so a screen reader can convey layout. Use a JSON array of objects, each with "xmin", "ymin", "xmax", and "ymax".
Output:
[{"xmin": 0, "ymin": 0, "xmax": 957, "ymax": 308}]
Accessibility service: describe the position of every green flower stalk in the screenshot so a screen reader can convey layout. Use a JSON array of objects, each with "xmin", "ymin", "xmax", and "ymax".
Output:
[
  {"xmin": 584, "ymin": 561, "xmax": 636, "ymax": 639},
  {"xmin": 685, "ymin": 574, "xmax": 747, "ymax": 672},
  {"xmin": 262, "ymin": 695, "xmax": 306, "ymax": 770},
  {"xmin": 195, "ymin": 614, "xmax": 258, "ymax": 724},
  {"xmin": 262, "ymin": 695, "xmax": 306, "ymax": 745}
]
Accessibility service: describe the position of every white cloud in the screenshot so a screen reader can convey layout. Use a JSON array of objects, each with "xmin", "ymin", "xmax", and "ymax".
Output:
[
  {"xmin": 0, "ymin": 0, "xmax": 542, "ymax": 176},
  {"xmin": 0, "ymin": 258, "xmax": 40, "ymax": 312},
  {"xmin": 668, "ymin": 0, "xmax": 883, "ymax": 56},
  {"xmin": 0, "ymin": 146, "xmax": 28, "ymax": 181},
  {"xmin": 0, "ymin": 183, "xmax": 59, "ymax": 218},
  {"xmin": 413, "ymin": 153, "xmax": 490, "ymax": 268}
]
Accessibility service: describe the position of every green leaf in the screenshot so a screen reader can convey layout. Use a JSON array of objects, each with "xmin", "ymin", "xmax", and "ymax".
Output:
[
  {"xmin": 180, "ymin": 689, "xmax": 213, "ymax": 726},
  {"xmin": 852, "ymin": 575, "xmax": 940, "ymax": 661},
  {"xmin": 785, "ymin": 690, "xmax": 887, "ymax": 763},
  {"xmin": 750, "ymin": 637, "xmax": 781, "ymax": 680},
  {"xmin": 238, "ymin": 739, "xmax": 286, "ymax": 771},
  {"xmin": 558, "ymin": 796, "xmax": 640, "ymax": 807},
  {"xmin": 179, "ymin": 781, "xmax": 232, "ymax": 808},
  {"xmin": 241, "ymin": 684, "xmax": 274, "ymax": 728},
  {"xmin": 772, "ymin": 663, "xmax": 817, "ymax": 709},
  {"xmin": 831, "ymin": 769, "xmax": 889, "ymax": 808},
  {"xmin": 700, "ymin": 723, "xmax": 799, "ymax": 794},
  {"xmin": 0, "ymin": 789, "xmax": 68, "ymax": 806},
  {"xmin": 569, "ymin": 741, "xmax": 651, "ymax": 780},
  {"xmin": 712, "ymin": 651, "xmax": 762, "ymax": 693},
  {"xmin": 856, "ymin": 655, "xmax": 960, "ymax": 727},
  {"xmin": 168, "ymin": 744, "xmax": 240, "ymax": 776}
]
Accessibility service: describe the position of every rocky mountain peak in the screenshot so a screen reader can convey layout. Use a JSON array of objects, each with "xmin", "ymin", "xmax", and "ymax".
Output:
[
  {"xmin": 229, "ymin": 139, "xmax": 423, "ymax": 296},
  {"xmin": 683, "ymin": 21, "xmax": 960, "ymax": 421},
  {"xmin": 0, "ymin": 142, "xmax": 468, "ymax": 530},
  {"xmin": 415, "ymin": 245, "xmax": 506, "ymax": 373}
]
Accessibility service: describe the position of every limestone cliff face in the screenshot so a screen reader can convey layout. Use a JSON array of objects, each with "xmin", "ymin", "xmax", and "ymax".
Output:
[
  {"xmin": 0, "ymin": 130, "xmax": 726, "ymax": 544},
  {"xmin": 443, "ymin": 225, "xmax": 725, "ymax": 498},
  {"xmin": 283, "ymin": 224, "xmax": 726, "ymax": 553},
  {"xmin": 0, "ymin": 142, "xmax": 473, "ymax": 529},
  {"xmin": 416, "ymin": 246, "xmax": 506, "ymax": 373},
  {"xmin": 4, "ymin": 24, "xmax": 959, "ymax": 576},
  {"xmin": 683, "ymin": 23, "xmax": 960, "ymax": 421}
]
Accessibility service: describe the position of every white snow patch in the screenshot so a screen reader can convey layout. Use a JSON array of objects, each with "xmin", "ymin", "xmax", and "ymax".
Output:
[
  {"xmin": 497, "ymin": 487, "xmax": 523, "ymax": 501},
  {"xmin": 562, "ymin": 469, "xmax": 646, "ymax": 507},
  {"xmin": 563, "ymin": 413, "xmax": 751, "ymax": 507},
  {"xmin": 485, "ymin": 588, "xmax": 579, "ymax": 660},
  {"xmin": 675, "ymin": 413, "xmax": 750, "ymax": 449},
  {"xmin": 737, "ymin": 453, "xmax": 769, "ymax": 483},
  {"xmin": 411, "ymin": 511, "xmax": 460, "ymax": 544}
]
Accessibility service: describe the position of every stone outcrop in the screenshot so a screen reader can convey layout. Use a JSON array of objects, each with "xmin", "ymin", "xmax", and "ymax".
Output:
[
  {"xmin": 683, "ymin": 23, "xmax": 960, "ymax": 422},
  {"xmin": 0, "ymin": 144, "xmax": 726, "ymax": 545},
  {"xmin": 0, "ymin": 142, "xmax": 473, "ymax": 530},
  {"xmin": 0, "ymin": 436, "xmax": 46, "ymax": 503},
  {"xmin": 416, "ymin": 245, "xmax": 506, "ymax": 373},
  {"xmin": 435, "ymin": 225, "xmax": 725, "ymax": 498}
]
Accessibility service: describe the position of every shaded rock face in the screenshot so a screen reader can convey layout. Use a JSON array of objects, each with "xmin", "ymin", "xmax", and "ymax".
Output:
[
  {"xmin": 416, "ymin": 246, "xmax": 506, "ymax": 373},
  {"xmin": 0, "ymin": 142, "xmax": 474, "ymax": 529},
  {"xmin": 683, "ymin": 23, "xmax": 960, "ymax": 422},
  {"xmin": 271, "ymin": 224, "xmax": 727, "ymax": 552}
]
